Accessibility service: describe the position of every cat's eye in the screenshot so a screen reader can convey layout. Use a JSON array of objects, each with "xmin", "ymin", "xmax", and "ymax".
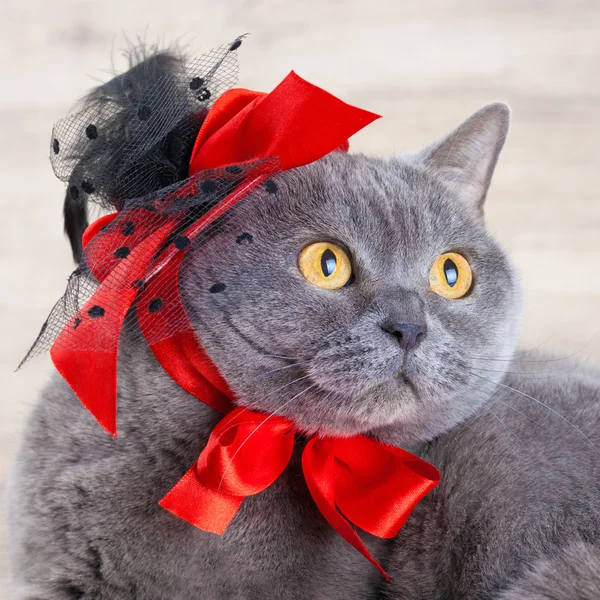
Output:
[
  {"xmin": 298, "ymin": 242, "xmax": 353, "ymax": 289},
  {"xmin": 429, "ymin": 252, "xmax": 472, "ymax": 299}
]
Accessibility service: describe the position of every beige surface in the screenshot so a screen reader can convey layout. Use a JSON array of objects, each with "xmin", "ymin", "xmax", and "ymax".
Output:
[{"xmin": 1, "ymin": 0, "xmax": 599, "ymax": 592}]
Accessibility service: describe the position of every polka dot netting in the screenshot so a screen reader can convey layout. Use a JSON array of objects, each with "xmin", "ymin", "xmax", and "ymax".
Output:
[{"xmin": 21, "ymin": 36, "xmax": 279, "ymax": 365}]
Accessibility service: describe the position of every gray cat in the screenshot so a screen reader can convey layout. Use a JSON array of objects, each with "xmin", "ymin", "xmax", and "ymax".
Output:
[{"xmin": 6, "ymin": 49, "xmax": 600, "ymax": 599}]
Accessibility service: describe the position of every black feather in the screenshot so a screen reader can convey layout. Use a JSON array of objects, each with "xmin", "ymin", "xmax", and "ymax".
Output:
[{"xmin": 61, "ymin": 45, "xmax": 206, "ymax": 263}]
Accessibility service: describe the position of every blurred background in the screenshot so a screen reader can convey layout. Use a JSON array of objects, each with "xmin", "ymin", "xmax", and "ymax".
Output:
[{"xmin": 1, "ymin": 0, "xmax": 599, "ymax": 591}]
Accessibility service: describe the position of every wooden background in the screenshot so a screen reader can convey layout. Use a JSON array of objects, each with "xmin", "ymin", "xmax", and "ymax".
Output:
[{"xmin": 1, "ymin": 0, "xmax": 599, "ymax": 590}]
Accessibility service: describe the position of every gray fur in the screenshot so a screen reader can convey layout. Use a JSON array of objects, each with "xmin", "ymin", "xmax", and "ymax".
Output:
[
  {"xmin": 498, "ymin": 543, "xmax": 600, "ymax": 600},
  {"xmin": 381, "ymin": 367, "xmax": 600, "ymax": 599},
  {"xmin": 7, "ymin": 96, "xmax": 600, "ymax": 599}
]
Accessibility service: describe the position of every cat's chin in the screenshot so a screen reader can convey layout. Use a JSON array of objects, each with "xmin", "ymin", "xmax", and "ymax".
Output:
[
  {"xmin": 269, "ymin": 379, "xmax": 441, "ymax": 441},
  {"xmin": 235, "ymin": 362, "xmax": 488, "ymax": 443},
  {"xmin": 265, "ymin": 405, "xmax": 399, "ymax": 440},
  {"xmin": 292, "ymin": 414, "xmax": 450, "ymax": 449},
  {"xmin": 301, "ymin": 387, "xmax": 483, "ymax": 446},
  {"xmin": 285, "ymin": 403, "xmax": 425, "ymax": 441}
]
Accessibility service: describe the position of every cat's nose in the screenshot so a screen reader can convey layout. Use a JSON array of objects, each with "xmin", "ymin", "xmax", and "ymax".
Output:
[{"xmin": 382, "ymin": 322, "xmax": 426, "ymax": 352}]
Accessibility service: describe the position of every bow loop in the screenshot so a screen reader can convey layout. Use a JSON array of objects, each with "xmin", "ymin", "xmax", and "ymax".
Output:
[
  {"xmin": 302, "ymin": 437, "xmax": 392, "ymax": 580},
  {"xmin": 301, "ymin": 436, "xmax": 440, "ymax": 580},
  {"xmin": 190, "ymin": 71, "xmax": 380, "ymax": 173},
  {"xmin": 196, "ymin": 407, "xmax": 295, "ymax": 496},
  {"xmin": 332, "ymin": 436, "xmax": 440, "ymax": 539},
  {"xmin": 159, "ymin": 407, "xmax": 295, "ymax": 534}
]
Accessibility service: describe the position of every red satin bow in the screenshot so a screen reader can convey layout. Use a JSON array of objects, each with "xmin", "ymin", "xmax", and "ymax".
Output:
[
  {"xmin": 49, "ymin": 71, "xmax": 440, "ymax": 579},
  {"xmin": 160, "ymin": 407, "xmax": 440, "ymax": 581}
]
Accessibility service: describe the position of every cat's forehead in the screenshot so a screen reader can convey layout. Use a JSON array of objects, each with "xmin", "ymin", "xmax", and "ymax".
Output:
[{"xmin": 237, "ymin": 152, "xmax": 481, "ymax": 259}]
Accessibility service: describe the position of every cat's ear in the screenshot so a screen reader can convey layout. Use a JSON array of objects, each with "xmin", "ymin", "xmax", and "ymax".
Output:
[{"xmin": 412, "ymin": 102, "xmax": 510, "ymax": 212}]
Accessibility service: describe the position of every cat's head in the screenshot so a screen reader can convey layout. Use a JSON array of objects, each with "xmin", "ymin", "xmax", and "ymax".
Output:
[{"xmin": 180, "ymin": 103, "xmax": 521, "ymax": 445}]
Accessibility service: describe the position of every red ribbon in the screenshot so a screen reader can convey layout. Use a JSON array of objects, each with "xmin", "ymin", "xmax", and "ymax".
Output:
[{"xmin": 49, "ymin": 71, "xmax": 440, "ymax": 579}]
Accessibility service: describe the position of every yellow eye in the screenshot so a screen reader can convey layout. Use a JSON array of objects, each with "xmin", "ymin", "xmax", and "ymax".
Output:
[
  {"xmin": 298, "ymin": 242, "xmax": 353, "ymax": 290},
  {"xmin": 429, "ymin": 252, "xmax": 473, "ymax": 299}
]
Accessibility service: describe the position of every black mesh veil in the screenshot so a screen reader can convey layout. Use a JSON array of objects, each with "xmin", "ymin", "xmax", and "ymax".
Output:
[
  {"xmin": 22, "ymin": 36, "xmax": 278, "ymax": 365},
  {"xmin": 52, "ymin": 38, "xmax": 246, "ymax": 207}
]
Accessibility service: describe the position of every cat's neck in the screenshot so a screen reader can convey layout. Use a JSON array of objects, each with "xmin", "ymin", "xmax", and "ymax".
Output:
[{"xmin": 115, "ymin": 323, "xmax": 223, "ymax": 446}]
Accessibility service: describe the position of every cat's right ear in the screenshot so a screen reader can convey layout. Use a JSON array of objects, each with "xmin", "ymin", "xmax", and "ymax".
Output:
[{"xmin": 410, "ymin": 102, "xmax": 510, "ymax": 213}]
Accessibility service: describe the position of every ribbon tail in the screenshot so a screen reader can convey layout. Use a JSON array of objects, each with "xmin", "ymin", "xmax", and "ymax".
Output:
[
  {"xmin": 50, "ymin": 274, "xmax": 137, "ymax": 436},
  {"xmin": 302, "ymin": 439, "xmax": 393, "ymax": 582},
  {"xmin": 51, "ymin": 343, "xmax": 119, "ymax": 436},
  {"xmin": 137, "ymin": 252, "xmax": 234, "ymax": 414},
  {"xmin": 51, "ymin": 219, "xmax": 178, "ymax": 435},
  {"xmin": 159, "ymin": 464, "xmax": 243, "ymax": 535}
]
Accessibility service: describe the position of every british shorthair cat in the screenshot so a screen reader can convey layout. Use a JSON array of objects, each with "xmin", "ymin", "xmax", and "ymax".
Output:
[{"xmin": 7, "ymin": 44, "xmax": 600, "ymax": 600}]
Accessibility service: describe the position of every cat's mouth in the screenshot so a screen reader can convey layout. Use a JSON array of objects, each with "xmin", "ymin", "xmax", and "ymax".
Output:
[
  {"xmin": 395, "ymin": 370, "xmax": 419, "ymax": 398},
  {"xmin": 391, "ymin": 350, "xmax": 420, "ymax": 397}
]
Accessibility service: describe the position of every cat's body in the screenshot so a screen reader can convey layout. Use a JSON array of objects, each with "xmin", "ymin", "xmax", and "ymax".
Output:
[
  {"xmin": 7, "ymin": 48, "xmax": 600, "ymax": 599},
  {"xmin": 8, "ymin": 340, "xmax": 600, "ymax": 599}
]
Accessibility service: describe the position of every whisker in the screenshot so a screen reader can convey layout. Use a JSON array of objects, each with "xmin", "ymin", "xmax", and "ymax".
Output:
[
  {"xmin": 462, "ymin": 380, "xmax": 540, "ymax": 426},
  {"xmin": 464, "ymin": 336, "xmax": 554, "ymax": 362},
  {"xmin": 254, "ymin": 373, "xmax": 310, "ymax": 398},
  {"xmin": 467, "ymin": 371, "xmax": 600, "ymax": 455},
  {"xmin": 466, "ymin": 330, "xmax": 599, "ymax": 364},
  {"xmin": 257, "ymin": 361, "xmax": 307, "ymax": 379},
  {"xmin": 467, "ymin": 356, "xmax": 590, "ymax": 378},
  {"xmin": 456, "ymin": 390, "xmax": 496, "ymax": 434},
  {"xmin": 481, "ymin": 403, "xmax": 520, "ymax": 441},
  {"xmin": 489, "ymin": 396, "xmax": 541, "ymax": 426},
  {"xmin": 186, "ymin": 347, "xmax": 300, "ymax": 364},
  {"xmin": 223, "ymin": 374, "xmax": 312, "ymax": 426},
  {"xmin": 260, "ymin": 353, "xmax": 302, "ymax": 362}
]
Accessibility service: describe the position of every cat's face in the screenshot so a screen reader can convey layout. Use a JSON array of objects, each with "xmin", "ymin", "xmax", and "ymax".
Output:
[{"xmin": 180, "ymin": 103, "xmax": 521, "ymax": 445}]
